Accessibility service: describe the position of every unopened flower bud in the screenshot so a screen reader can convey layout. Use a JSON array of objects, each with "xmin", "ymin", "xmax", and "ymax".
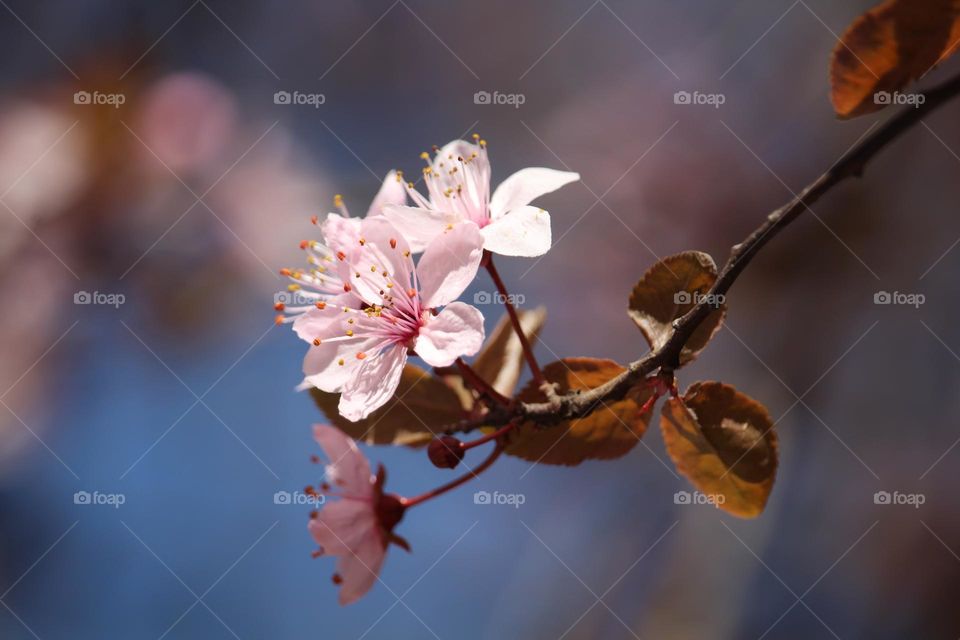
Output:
[{"xmin": 428, "ymin": 436, "xmax": 465, "ymax": 469}]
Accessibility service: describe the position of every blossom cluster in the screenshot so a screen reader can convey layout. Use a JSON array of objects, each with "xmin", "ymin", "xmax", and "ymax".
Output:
[
  {"xmin": 278, "ymin": 136, "xmax": 578, "ymax": 421},
  {"xmin": 277, "ymin": 136, "xmax": 578, "ymax": 603}
]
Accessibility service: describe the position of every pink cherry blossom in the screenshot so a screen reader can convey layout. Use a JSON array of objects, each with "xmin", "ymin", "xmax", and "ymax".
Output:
[
  {"xmin": 308, "ymin": 424, "xmax": 407, "ymax": 605},
  {"xmin": 384, "ymin": 136, "xmax": 579, "ymax": 257},
  {"xmin": 295, "ymin": 216, "xmax": 485, "ymax": 421}
]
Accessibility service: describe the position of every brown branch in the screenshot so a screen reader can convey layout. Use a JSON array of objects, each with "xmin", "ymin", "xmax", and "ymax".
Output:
[{"xmin": 455, "ymin": 68, "xmax": 960, "ymax": 431}]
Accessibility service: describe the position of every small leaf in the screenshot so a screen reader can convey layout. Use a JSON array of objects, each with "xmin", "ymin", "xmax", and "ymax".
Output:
[
  {"xmin": 660, "ymin": 382, "xmax": 778, "ymax": 518},
  {"xmin": 472, "ymin": 307, "xmax": 546, "ymax": 398},
  {"xmin": 830, "ymin": 0, "xmax": 960, "ymax": 118},
  {"xmin": 628, "ymin": 251, "xmax": 725, "ymax": 364},
  {"xmin": 310, "ymin": 364, "xmax": 464, "ymax": 446},
  {"xmin": 505, "ymin": 358, "xmax": 653, "ymax": 466}
]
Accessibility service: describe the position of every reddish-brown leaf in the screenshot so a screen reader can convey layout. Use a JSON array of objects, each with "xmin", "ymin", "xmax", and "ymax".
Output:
[
  {"xmin": 505, "ymin": 358, "xmax": 653, "ymax": 466},
  {"xmin": 660, "ymin": 382, "xmax": 778, "ymax": 518},
  {"xmin": 628, "ymin": 252, "xmax": 726, "ymax": 365},
  {"xmin": 831, "ymin": 0, "xmax": 960, "ymax": 118}
]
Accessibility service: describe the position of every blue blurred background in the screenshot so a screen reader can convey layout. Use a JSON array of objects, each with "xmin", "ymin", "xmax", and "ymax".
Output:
[{"xmin": 1, "ymin": 1, "xmax": 960, "ymax": 637}]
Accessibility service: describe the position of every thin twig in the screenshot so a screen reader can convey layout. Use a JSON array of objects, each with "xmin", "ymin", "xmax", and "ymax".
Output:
[
  {"xmin": 452, "ymin": 69, "xmax": 960, "ymax": 430},
  {"xmin": 485, "ymin": 253, "xmax": 545, "ymax": 385}
]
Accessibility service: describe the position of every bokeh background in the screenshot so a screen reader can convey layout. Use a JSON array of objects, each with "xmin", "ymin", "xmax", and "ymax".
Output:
[{"xmin": 0, "ymin": 1, "xmax": 959, "ymax": 638}]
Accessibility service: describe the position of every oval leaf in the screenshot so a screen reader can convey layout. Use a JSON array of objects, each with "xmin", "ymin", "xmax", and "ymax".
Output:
[
  {"xmin": 473, "ymin": 307, "xmax": 546, "ymax": 398},
  {"xmin": 831, "ymin": 0, "xmax": 960, "ymax": 118},
  {"xmin": 310, "ymin": 364, "xmax": 464, "ymax": 446},
  {"xmin": 505, "ymin": 358, "xmax": 653, "ymax": 466},
  {"xmin": 660, "ymin": 382, "xmax": 778, "ymax": 518},
  {"xmin": 628, "ymin": 251, "xmax": 726, "ymax": 364}
]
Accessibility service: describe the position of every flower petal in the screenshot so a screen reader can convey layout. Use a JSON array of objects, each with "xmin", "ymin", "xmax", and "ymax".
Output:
[
  {"xmin": 335, "ymin": 527, "xmax": 387, "ymax": 605},
  {"xmin": 366, "ymin": 170, "xmax": 406, "ymax": 217},
  {"xmin": 417, "ymin": 222, "xmax": 484, "ymax": 308},
  {"xmin": 415, "ymin": 302, "xmax": 485, "ymax": 367},
  {"xmin": 336, "ymin": 217, "xmax": 413, "ymax": 306},
  {"xmin": 312, "ymin": 424, "xmax": 373, "ymax": 496},
  {"xmin": 382, "ymin": 205, "xmax": 454, "ymax": 253},
  {"xmin": 358, "ymin": 216, "xmax": 411, "ymax": 277},
  {"xmin": 338, "ymin": 346, "xmax": 407, "ymax": 421},
  {"xmin": 292, "ymin": 293, "xmax": 357, "ymax": 343},
  {"xmin": 321, "ymin": 213, "xmax": 362, "ymax": 255},
  {"xmin": 303, "ymin": 336, "xmax": 380, "ymax": 393},
  {"xmin": 489, "ymin": 168, "xmax": 579, "ymax": 219},
  {"xmin": 309, "ymin": 499, "xmax": 376, "ymax": 556},
  {"xmin": 480, "ymin": 205, "xmax": 552, "ymax": 257}
]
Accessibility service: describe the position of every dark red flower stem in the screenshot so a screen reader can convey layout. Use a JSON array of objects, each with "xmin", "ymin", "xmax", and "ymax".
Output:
[
  {"xmin": 455, "ymin": 357, "xmax": 510, "ymax": 407},
  {"xmin": 484, "ymin": 253, "xmax": 545, "ymax": 386},
  {"xmin": 402, "ymin": 442, "xmax": 505, "ymax": 508},
  {"xmin": 462, "ymin": 420, "xmax": 519, "ymax": 450}
]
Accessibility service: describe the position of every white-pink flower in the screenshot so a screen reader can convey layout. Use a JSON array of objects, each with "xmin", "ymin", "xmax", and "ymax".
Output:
[
  {"xmin": 384, "ymin": 136, "xmax": 579, "ymax": 257},
  {"xmin": 308, "ymin": 424, "xmax": 407, "ymax": 605},
  {"xmin": 294, "ymin": 216, "xmax": 485, "ymax": 421}
]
